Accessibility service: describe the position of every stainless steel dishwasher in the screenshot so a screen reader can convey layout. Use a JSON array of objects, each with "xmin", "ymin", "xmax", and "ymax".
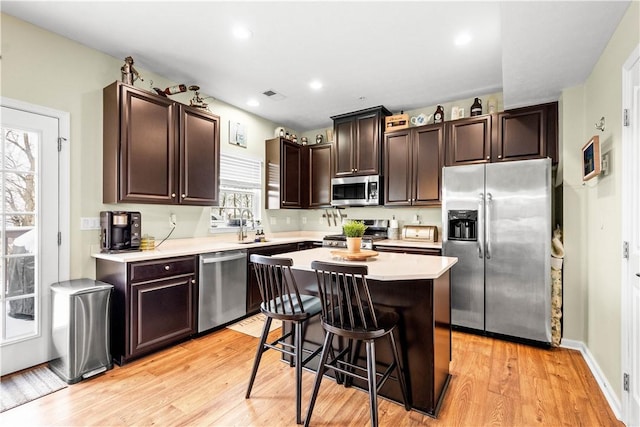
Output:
[{"xmin": 198, "ymin": 250, "xmax": 247, "ymax": 333}]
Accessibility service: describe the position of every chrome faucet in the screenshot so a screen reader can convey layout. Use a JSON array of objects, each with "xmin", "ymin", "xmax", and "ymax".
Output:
[{"xmin": 238, "ymin": 208, "xmax": 253, "ymax": 241}]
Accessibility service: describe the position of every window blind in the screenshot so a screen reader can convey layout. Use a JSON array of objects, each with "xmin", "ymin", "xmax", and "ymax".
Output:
[{"xmin": 219, "ymin": 153, "xmax": 262, "ymax": 189}]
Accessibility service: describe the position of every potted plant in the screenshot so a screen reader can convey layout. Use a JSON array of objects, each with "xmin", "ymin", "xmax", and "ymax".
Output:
[{"xmin": 342, "ymin": 220, "xmax": 367, "ymax": 253}]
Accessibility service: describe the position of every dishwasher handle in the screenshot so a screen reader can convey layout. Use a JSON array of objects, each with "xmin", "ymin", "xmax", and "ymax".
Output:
[{"xmin": 200, "ymin": 252, "xmax": 247, "ymax": 264}]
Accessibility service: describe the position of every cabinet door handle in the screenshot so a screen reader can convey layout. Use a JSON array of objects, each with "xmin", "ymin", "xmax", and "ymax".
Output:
[{"xmin": 164, "ymin": 265, "xmax": 170, "ymax": 271}]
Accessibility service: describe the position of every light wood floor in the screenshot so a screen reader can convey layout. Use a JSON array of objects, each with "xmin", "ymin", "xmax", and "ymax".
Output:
[{"xmin": 0, "ymin": 328, "xmax": 622, "ymax": 426}]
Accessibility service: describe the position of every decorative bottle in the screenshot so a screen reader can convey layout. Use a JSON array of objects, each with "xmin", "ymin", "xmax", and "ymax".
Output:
[
  {"xmin": 434, "ymin": 105, "xmax": 445, "ymax": 124},
  {"xmin": 470, "ymin": 98, "xmax": 483, "ymax": 116},
  {"xmin": 164, "ymin": 84, "xmax": 187, "ymax": 95}
]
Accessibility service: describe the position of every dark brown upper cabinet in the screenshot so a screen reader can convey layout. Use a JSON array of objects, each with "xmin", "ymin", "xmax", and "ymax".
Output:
[
  {"xmin": 265, "ymin": 137, "xmax": 307, "ymax": 209},
  {"xmin": 445, "ymin": 114, "xmax": 492, "ymax": 166},
  {"xmin": 331, "ymin": 106, "xmax": 391, "ymax": 177},
  {"xmin": 103, "ymin": 81, "xmax": 220, "ymax": 206},
  {"xmin": 495, "ymin": 102, "xmax": 557, "ymax": 163},
  {"xmin": 265, "ymin": 138, "xmax": 332, "ymax": 209},
  {"xmin": 308, "ymin": 143, "xmax": 332, "ymax": 208},
  {"xmin": 384, "ymin": 124, "xmax": 444, "ymax": 206},
  {"xmin": 444, "ymin": 102, "xmax": 558, "ymax": 166}
]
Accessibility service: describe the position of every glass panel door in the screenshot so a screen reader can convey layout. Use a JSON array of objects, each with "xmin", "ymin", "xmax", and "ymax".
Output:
[{"xmin": 1, "ymin": 105, "xmax": 59, "ymax": 375}]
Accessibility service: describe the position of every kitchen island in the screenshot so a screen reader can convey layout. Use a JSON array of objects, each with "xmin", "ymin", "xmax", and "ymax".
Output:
[{"xmin": 277, "ymin": 247, "xmax": 457, "ymax": 417}]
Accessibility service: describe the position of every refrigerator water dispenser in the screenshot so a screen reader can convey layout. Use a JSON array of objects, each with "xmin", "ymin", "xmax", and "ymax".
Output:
[{"xmin": 448, "ymin": 210, "xmax": 477, "ymax": 241}]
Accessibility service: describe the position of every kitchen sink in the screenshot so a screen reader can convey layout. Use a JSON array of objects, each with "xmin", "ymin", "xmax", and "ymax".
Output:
[{"xmin": 230, "ymin": 240, "xmax": 270, "ymax": 245}]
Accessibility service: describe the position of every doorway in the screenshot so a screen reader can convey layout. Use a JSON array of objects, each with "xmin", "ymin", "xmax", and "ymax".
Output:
[
  {"xmin": 0, "ymin": 99, "xmax": 70, "ymax": 375},
  {"xmin": 621, "ymin": 45, "xmax": 640, "ymax": 426}
]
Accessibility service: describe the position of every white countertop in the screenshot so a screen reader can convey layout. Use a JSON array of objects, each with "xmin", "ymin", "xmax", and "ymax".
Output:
[
  {"xmin": 275, "ymin": 247, "xmax": 457, "ymax": 281},
  {"xmin": 91, "ymin": 232, "xmax": 443, "ymax": 263}
]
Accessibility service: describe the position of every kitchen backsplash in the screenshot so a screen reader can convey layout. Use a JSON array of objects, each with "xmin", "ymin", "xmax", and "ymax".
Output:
[{"xmin": 264, "ymin": 206, "xmax": 442, "ymax": 238}]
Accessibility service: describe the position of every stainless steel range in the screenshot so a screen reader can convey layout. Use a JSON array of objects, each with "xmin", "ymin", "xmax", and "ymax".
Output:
[{"xmin": 322, "ymin": 219, "xmax": 388, "ymax": 250}]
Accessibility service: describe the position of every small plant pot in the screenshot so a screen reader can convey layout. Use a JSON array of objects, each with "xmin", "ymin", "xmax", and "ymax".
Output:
[{"xmin": 346, "ymin": 237, "xmax": 362, "ymax": 253}]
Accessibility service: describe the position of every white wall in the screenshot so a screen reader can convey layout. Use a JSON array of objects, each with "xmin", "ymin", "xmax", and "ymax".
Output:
[
  {"xmin": 561, "ymin": 1, "xmax": 639, "ymax": 401},
  {"xmin": 1, "ymin": 13, "xmax": 283, "ymax": 278}
]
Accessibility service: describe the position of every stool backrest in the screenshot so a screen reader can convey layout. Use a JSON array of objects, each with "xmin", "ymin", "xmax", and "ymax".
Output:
[
  {"xmin": 310, "ymin": 261, "xmax": 377, "ymax": 330},
  {"xmin": 250, "ymin": 254, "xmax": 304, "ymax": 315}
]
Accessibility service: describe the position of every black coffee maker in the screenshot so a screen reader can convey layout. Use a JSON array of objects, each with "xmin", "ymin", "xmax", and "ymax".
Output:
[{"xmin": 100, "ymin": 211, "xmax": 141, "ymax": 252}]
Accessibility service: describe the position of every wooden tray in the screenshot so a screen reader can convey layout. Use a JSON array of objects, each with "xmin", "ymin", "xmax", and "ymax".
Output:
[{"xmin": 330, "ymin": 249, "xmax": 379, "ymax": 261}]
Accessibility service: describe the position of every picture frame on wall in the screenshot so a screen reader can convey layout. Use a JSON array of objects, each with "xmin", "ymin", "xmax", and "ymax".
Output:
[{"xmin": 229, "ymin": 121, "xmax": 247, "ymax": 147}]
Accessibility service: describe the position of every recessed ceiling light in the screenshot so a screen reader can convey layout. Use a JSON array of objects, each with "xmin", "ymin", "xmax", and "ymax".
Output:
[
  {"xmin": 247, "ymin": 99, "xmax": 259, "ymax": 107},
  {"xmin": 309, "ymin": 80, "xmax": 323, "ymax": 90},
  {"xmin": 454, "ymin": 32, "xmax": 472, "ymax": 46},
  {"xmin": 233, "ymin": 26, "xmax": 252, "ymax": 40}
]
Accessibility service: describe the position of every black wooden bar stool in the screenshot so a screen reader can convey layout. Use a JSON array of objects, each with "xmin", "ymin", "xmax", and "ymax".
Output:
[
  {"xmin": 245, "ymin": 254, "xmax": 322, "ymax": 425},
  {"xmin": 305, "ymin": 260, "xmax": 410, "ymax": 427}
]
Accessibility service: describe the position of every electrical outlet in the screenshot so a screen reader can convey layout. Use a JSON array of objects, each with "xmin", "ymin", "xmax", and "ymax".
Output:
[
  {"xmin": 169, "ymin": 213, "xmax": 177, "ymax": 228},
  {"xmin": 286, "ymin": 217, "xmax": 291, "ymax": 225},
  {"xmin": 302, "ymin": 217, "xmax": 307, "ymax": 224},
  {"xmin": 80, "ymin": 217, "xmax": 100, "ymax": 230},
  {"xmin": 270, "ymin": 217, "xmax": 276, "ymax": 225}
]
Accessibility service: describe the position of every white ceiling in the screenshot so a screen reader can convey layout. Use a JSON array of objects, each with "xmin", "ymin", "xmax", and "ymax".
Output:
[{"xmin": 2, "ymin": 1, "xmax": 631, "ymax": 132}]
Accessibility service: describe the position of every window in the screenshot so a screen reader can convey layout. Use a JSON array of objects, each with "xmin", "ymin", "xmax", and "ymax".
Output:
[{"xmin": 211, "ymin": 153, "xmax": 262, "ymax": 230}]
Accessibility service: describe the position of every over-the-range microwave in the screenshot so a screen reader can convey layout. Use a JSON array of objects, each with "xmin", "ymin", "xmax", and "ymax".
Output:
[{"xmin": 331, "ymin": 175, "xmax": 382, "ymax": 207}]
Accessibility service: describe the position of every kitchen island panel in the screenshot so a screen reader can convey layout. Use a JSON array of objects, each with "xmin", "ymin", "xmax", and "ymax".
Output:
[{"xmin": 287, "ymin": 255, "xmax": 453, "ymax": 416}]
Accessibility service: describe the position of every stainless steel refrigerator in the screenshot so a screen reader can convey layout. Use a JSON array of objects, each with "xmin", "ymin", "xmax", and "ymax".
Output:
[{"xmin": 442, "ymin": 158, "xmax": 551, "ymax": 344}]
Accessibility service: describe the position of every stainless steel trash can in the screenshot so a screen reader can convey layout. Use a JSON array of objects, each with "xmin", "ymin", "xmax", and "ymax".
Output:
[{"xmin": 49, "ymin": 279, "xmax": 114, "ymax": 384}]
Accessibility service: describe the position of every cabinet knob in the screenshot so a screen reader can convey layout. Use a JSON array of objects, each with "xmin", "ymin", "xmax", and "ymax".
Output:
[
  {"xmin": 191, "ymin": 279, "xmax": 196, "ymax": 284},
  {"xmin": 486, "ymin": 156, "xmax": 490, "ymax": 160},
  {"xmin": 171, "ymin": 193, "xmax": 176, "ymax": 198},
  {"xmin": 354, "ymin": 168, "xmax": 358, "ymax": 172},
  {"xmin": 498, "ymin": 155, "xmax": 502, "ymax": 159},
  {"xmin": 164, "ymin": 265, "xmax": 170, "ymax": 271},
  {"xmin": 181, "ymin": 194, "xmax": 186, "ymax": 198}
]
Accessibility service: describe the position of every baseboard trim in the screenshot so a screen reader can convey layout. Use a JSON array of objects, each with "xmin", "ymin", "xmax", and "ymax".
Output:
[{"xmin": 560, "ymin": 339, "xmax": 622, "ymax": 421}]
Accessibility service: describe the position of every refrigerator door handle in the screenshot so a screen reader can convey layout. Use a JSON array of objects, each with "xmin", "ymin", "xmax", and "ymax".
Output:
[
  {"xmin": 486, "ymin": 192, "xmax": 492, "ymax": 259},
  {"xmin": 478, "ymin": 193, "xmax": 484, "ymax": 258}
]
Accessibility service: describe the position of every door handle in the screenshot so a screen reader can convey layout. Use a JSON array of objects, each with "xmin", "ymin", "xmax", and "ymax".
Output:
[
  {"xmin": 485, "ymin": 192, "xmax": 492, "ymax": 259},
  {"xmin": 477, "ymin": 193, "xmax": 484, "ymax": 258},
  {"xmin": 636, "ymin": 273, "xmax": 640, "ymax": 277}
]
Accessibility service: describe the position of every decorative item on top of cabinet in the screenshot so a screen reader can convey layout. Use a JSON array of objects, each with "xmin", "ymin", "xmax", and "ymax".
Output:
[
  {"xmin": 331, "ymin": 105, "xmax": 391, "ymax": 177},
  {"xmin": 188, "ymin": 85, "xmax": 213, "ymax": 110},
  {"xmin": 470, "ymin": 97, "xmax": 483, "ymax": 116},
  {"xmin": 120, "ymin": 56, "xmax": 143, "ymax": 86},
  {"xmin": 385, "ymin": 112, "xmax": 409, "ymax": 131},
  {"xmin": 103, "ymin": 81, "xmax": 220, "ymax": 206},
  {"xmin": 384, "ymin": 123, "xmax": 444, "ymax": 206},
  {"xmin": 434, "ymin": 105, "xmax": 445, "ymax": 124}
]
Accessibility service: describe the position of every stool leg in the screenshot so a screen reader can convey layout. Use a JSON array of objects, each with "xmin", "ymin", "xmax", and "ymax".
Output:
[
  {"xmin": 304, "ymin": 331, "xmax": 333, "ymax": 427},
  {"xmin": 245, "ymin": 316, "xmax": 273, "ymax": 399},
  {"xmin": 389, "ymin": 331, "xmax": 411, "ymax": 410},
  {"xmin": 366, "ymin": 341, "xmax": 378, "ymax": 427},
  {"xmin": 294, "ymin": 321, "xmax": 303, "ymax": 424}
]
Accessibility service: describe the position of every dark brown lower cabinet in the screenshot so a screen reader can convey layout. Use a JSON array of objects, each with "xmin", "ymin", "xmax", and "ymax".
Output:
[
  {"xmin": 96, "ymin": 255, "xmax": 197, "ymax": 365},
  {"xmin": 130, "ymin": 275, "xmax": 195, "ymax": 357}
]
